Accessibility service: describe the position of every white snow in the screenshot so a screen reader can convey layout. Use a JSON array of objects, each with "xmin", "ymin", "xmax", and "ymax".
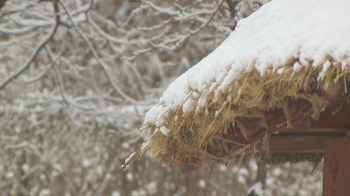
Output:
[
  {"xmin": 125, "ymin": 152, "xmax": 136, "ymax": 165},
  {"xmin": 272, "ymin": 168, "xmax": 282, "ymax": 177},
  {"xmin": 198, "ymin": 179, "xmax": 206, "ymax": 188},
  {"xmin": 122, "ymin": 142, "xmax": 130, "ymax": 149},
  {"xmin": 39, "ymin": 189, "xmax": 51, "ymax": 196},
  {"xmin": 159, "ymin": 126, "xmax": 170, "ymax": 135},
  {"xmin": 238, "ymin": 167, "xmax": 249, "ymax": 184},
  {"xmin": 126, "ymin": 172, "xmax": 134, "ymax": 181},
  {"xmin": 146, "ymin": 181, "xmax": 158, "ymax": 195},
  {"xmin": 53, "ymin": 163, "xmax": 62, "ymax": 172},
  {"xmin": 112, "ymin": 191, "xmax": 121, "ymax": 196},
  {"xmin": 6, "ymin": 172, "xmax": 14, "ymax": 179},
  {"xmin": 247, "ymin": 182, "xmax": 265, "ymax": 196},
  {"xmin": 219, "ymin": 164, "xmax": 227, "ymax": 172},
  {"xmin": 144, "ymin": 0, "xmax": 350, "ymax": 134},
  {"xmin": 21, "ymin": 164, "xmax": 29, "ymax": 173},
  {"xmin": 82, "ymin": 159, "xmax": 91, "ymax": 168},
  {"xmin": 238, "ymin": 175, "xmax": 247, "ymax": 185},
  {"xmin": 293, "ymin": 62, "xmax": 303, "ymax": 73}
]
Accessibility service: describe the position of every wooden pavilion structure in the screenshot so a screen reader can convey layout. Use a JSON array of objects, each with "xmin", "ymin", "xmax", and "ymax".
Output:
[
  {"xmin": 205, "ymin": 89, "xmax": 350, "ymax": 195},
  {"xmin": 123, "ymin": 0, "xmax": 350, "ymax": 195}
]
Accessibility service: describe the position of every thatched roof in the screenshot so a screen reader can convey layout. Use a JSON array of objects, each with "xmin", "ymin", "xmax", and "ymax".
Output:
[{"xmin": 123, "ymin": 0, "xmax": 350, "ymax": 172}]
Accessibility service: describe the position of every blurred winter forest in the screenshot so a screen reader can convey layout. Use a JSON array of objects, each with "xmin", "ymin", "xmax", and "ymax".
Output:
[{"xmin": 0, "ymin": 0, "xmax": 322, "ymax": 195}]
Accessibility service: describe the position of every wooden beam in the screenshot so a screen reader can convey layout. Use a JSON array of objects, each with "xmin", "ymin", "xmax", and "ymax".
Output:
[
  {"xmin": 262, "ymin": 129, "xmax": 347, "ymax": 153},
  {"xmin": 207, "ymin": 101, "xmax": 350, "ymax": 157},
  {"xmin": 183, "ymin": 98, "xmax": 349, "ymax": 172},
  {"xmin": 311, "ymin": 104, "xmax": 350, "ymax": 129},
  {"xmin": 207, "ymin": 99, "xmax": 313, "ymax": 157},
  {"xmin": 279, "ymin": 128, "xmax": 349, "ymax": 135},
  {"xmin": 323, "ymin": 137, "xmax": 350, "ymax": 196},
  {"xmin": 268, "ymin": 135, "xmax": 327, "ymax": 153}
]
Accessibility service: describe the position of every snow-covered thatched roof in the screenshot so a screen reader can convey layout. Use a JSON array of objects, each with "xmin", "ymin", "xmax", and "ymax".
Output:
[{"xmin": 123, "ymin": 0, "xmax": 350, "ymax": 172}]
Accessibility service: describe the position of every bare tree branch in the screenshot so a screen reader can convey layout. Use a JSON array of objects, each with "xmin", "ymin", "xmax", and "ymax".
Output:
[
  {"xmin": 15, "ymin": 30, "xmax": 68, "ymax": 84},
  {"xmin": 0, "ymin": 2, "xmax": 37, "ymax": 18},
  {"xmin": 58, "ymin": 0, "xmax": 137, "ymax": 103},
  {"xmin": 0, "ymin": 1, "xmax": 60, "ymax": 90}
]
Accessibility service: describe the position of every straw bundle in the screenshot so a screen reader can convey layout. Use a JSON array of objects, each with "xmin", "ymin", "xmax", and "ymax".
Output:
[{"xmin": 122, "ymin": 0, "xmax": 350, "ymax": 172}]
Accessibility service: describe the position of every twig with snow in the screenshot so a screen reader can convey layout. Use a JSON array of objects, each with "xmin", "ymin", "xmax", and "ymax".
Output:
[
  {"xmin": 0, "ymin": 1, "xmax": 60, "ymax": 90},
  {"xmin": 58, "ymin": 0, "xmax": 136, "ymax": 103}
]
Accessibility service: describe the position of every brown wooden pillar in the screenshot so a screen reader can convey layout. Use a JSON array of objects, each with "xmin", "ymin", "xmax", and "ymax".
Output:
[{"xmin": 323, "ymin": 137, "xmax": 350, "ymax": 196}]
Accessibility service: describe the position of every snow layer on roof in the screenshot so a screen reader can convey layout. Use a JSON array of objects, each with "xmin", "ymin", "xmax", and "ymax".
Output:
[{"xmin": 144, "ymin": 0, "xmax": 350, "ymax": 134}]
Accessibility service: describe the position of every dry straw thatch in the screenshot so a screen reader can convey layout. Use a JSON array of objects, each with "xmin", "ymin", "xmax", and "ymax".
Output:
[
  {"xmin": 122, "ymin": 60, "xmax": 350, "ymax": 171},
  {"xmin": 122, "ymin": 0, "xmax": 350, "ymax": 172}
]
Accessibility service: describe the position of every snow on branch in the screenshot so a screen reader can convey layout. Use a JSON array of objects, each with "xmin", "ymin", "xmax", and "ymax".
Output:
[{"xmin": 0, "ymin": 1, "xmax": 59, "ymax": 90}]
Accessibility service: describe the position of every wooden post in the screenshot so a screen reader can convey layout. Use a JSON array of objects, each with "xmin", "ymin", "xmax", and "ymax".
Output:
[{"xmin": 323, "ymin": 137, "xmax": 350, "ymax": 196}]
